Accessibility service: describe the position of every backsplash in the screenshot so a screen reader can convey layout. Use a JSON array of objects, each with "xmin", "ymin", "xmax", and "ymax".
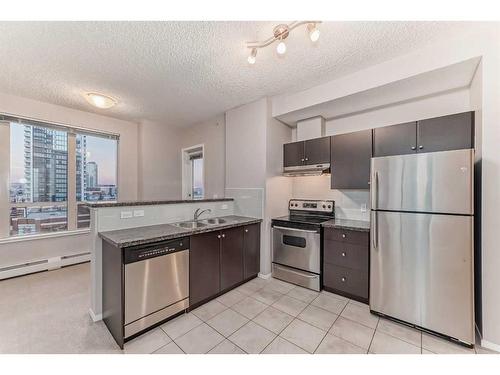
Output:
[{"xmin": 291, "ymin": 175, "xmax": 370, "ymax": 221}]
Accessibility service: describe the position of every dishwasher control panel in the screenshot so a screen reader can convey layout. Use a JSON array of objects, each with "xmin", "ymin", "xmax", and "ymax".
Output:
[{"xmin": 124, "ymin": 237, "xmax": 190, "ymax": 264}]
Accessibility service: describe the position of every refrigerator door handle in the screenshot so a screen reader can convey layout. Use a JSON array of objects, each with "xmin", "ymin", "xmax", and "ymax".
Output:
[
  {"xmin": 372, "ymin": 211, "xmax": 378, "ymax": 250},
  {"xmin": 373, "ymin": 171, "xmax": 379, "ymax": 209}
]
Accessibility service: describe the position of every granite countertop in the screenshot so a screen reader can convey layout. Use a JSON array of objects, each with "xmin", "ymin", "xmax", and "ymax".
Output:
[
  {"xmin": 84, "ymin": 198, "xmax": 233, "ymax": 208},
  {"xmin": 322, "ymin": 218, "xmax": 370, "ymax": 232},
  {"xmin": 99, "ymin": 215, "xmax": 262, "ymax": 248}
]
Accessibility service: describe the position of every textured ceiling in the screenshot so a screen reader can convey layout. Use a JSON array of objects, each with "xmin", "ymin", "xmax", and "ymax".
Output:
[{"xmin": 0, "ymin": 21, "xmax": 484, "ymax": 127}]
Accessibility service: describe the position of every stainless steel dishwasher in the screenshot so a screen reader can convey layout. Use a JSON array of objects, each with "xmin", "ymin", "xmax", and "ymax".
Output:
[{"xmin": 123, "ymin": 237, "xmax": 189, "ymax": 339}]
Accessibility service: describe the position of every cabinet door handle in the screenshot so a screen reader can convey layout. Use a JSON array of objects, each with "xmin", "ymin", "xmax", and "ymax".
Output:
[
  {"xmin": 411, "ymin": 146, "xmax": 416, "ymax": 150},
  {"xmin": 341, "ymin": 252, "xmax": 346, "ymax": 257},
  {"xmin": 301, "ymin": 158, "xmax": 305, "ymax": 162},
  {"xmin": 419, "ymin": 145, "xmax": 423, "ymax": 150},
  {"xmin": 217, "ymin": 235, "xmax": 221, "ymax": 239},
  {"xmin": 245, "ymin": 229, "xmax": 248, "ymax": 233},
  {"xmin": 342, "ymin": 233, "xmax": 346, "ymax": 238},
  {"xmin": 222, "ymin": 234, "xmax": 225, "ymax": 238},
  {"xmin": 305, "ymin": 157, "xmax": 308, "ymax": 161},
  {"xmin": 341, "ymin": 277, "xmax": 347, "ymax": 282}
]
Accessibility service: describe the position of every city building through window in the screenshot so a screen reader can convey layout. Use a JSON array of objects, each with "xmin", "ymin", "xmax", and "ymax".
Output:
[{"xmin": 3, "ymin": 116, "xmax": 118, "ymax": 237}]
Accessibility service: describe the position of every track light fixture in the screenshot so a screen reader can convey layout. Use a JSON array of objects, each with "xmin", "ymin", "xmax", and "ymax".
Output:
[{"xmin": 246, "ymin": 21, "xmax": 321, "ymax": 64}]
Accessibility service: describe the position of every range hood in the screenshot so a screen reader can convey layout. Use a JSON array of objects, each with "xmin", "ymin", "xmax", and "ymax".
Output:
[{"xmin": 283, "ymin": 163, "xmax": 330, "ymax": 177}]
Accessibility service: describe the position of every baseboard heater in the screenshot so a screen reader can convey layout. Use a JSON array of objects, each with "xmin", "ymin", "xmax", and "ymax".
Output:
[{"xmin": 0, "ymin": 252, "xmax": 90, "ymax": 280}]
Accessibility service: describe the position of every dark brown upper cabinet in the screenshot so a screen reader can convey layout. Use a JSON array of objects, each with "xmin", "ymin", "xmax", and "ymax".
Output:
[
  {"xmin": 304, "ymin": 137, "xmax": 331, "ymax": 165},
  {"xmin": 283, "ymin": 136, "xmax": 330, "ymax": 167},
  {"xmin": 283, "ymin": 141, "xmax": 305, "ymax": 167},
  {"xmin": 417, "ymin": 112, "xmax": 474, "ymax": 153},
  {"xmin": 331, "ymin": 130, "xmax": 372, "ymax": 189},
  {"xmin": 220, "ymin": 226, "xmax": 244, "ymax": 292},
  {"xmin": 243, "ymin": 223, "xmax": 260, "ymax": 279},
  {"xmin": 373, "ymin": 112, "xmax": 474, "ymax": 157},
  {"xmin": 189, "ymin": 231, "xmax": 221, "ymax": 307},
  {"xmin": 373, "ymin": 121, "xmax": 417, "ymax": 157}
]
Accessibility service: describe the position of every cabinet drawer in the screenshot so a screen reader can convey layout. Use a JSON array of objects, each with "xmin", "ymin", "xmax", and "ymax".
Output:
[
  {"xmin": 323, "ymin": 263, "xmax": 368, "ymax": 299},
  {"xmin": 324, "ymin": 240, "xmax": 368, "ymax": 271},
  {"xmin": 324, "ymin": 228, "xmax": 368, "ymax": 245}
]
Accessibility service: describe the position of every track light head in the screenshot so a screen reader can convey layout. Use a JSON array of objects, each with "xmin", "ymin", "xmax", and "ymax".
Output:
[
  {"xmin": 276, "ymin": 41, "xmax": 287, "ymax": 55},
  {"xmin": 247, "ymin": 48, "xmax": 257, "ymax": 64},
  {"xmin": 308, "ymin": 23, "xmax": 320, "ymax": 42}
]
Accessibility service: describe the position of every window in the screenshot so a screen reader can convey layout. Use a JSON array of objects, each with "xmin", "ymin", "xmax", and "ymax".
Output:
[
  {"xmin": 75, "ymin": 133, "xmax": 118, "ymax": 228},
  {"xmin": 182, "ymin": 145, "xmax": 204, "ymax": 200},
  {"xmin": 9, "ymin": 122, "xmax": 68, "ymax": 236},
  {"xmin": 1, "ymin": 116, "xmax": 119, "ymax": 237},
  {"xmin": 192, "ymin": 156, "xmax": 204, "ymax": 199}
]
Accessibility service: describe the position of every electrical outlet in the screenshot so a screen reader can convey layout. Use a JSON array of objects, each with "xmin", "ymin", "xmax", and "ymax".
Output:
[
  {"xmin": 133, "ymin": 210, "xmax": 145, "ymax": 217},
  {"xmin": 120, "ymin": 211, "xmax": 133, "ymax": 219},
  {"xmin": 360, "ymin": 204, "xmax": 367, "ymax": 212}
]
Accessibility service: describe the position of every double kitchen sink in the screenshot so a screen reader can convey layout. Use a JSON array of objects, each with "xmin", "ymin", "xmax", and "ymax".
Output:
[{"xmin": 172, "ymin": 217, "xmax": 228, "ymax": 229}]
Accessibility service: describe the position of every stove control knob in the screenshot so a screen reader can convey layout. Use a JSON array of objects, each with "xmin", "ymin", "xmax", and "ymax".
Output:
[
  {"xmin": 327, "ymin": 205, "xmax": 331, "ymax": 209},
  {"xmin": 322, "ymin": 204, "xmax": 326, "ymax": 208}
]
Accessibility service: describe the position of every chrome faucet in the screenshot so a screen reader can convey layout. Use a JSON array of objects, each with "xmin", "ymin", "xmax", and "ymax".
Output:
[{"xmin": 193, "ymin": 208, "xmax": 212, "ymax": 221}]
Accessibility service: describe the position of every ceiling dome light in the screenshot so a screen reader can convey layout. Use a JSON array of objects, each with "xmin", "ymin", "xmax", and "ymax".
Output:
[
  {"xmin": 276, "ymin": 41, "xmax": 287, "ymax": 55},
  {"xmin": 247, "ymin": 48, "xmax": 257, "ymax": 64},
  {"xmin": 84, "ymin": 92, "xmax": 117, "ymax": 109},
  {"xmin": 307, "ymin": 23, "xmax": 320, "ymax": 42}
]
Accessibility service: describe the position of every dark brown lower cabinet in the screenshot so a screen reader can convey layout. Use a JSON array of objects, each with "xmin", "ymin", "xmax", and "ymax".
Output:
[
  {"xmin": 324, "ymin": 263, "xmax": 369, "ymax": 300},
  {"xmin": 190, "ymin": 222, "xmax": 261, "ymax": 308},
  {"xmin": 243, "ymin": 223, "xmax": 260, "ymax": 279},
  {"xmin": 220, "ymin": 227, "xmax": 244, "ymax": 291},
  {"xmin": 189, "ymin": 231, "xmax": 221, "ymax": 306},
  {"xmin": 323, "ymin": 228, "xmax": 369, "ymax": 303}
]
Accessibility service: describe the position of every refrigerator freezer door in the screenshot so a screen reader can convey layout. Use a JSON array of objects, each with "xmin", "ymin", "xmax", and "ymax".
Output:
[
  {"xmin": 371, "ymin": 149, "xmax": 474, "ymax": 215},
  {"xmin": 370, "ymin": 211, "xmax": 474, "ymax": 344}
]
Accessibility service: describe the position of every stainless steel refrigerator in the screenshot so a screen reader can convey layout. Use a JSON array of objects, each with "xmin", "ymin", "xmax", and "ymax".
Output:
[{"xmin": 370, "ymin": 148, "xmax": 475, "ymax": 345}]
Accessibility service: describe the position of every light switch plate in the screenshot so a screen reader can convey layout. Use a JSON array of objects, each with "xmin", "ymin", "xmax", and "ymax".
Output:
[
  {"xmin": 121, "ymin": 211, "xmax": 133, "ymax": 219},
  {"xmin": 133, "ymin": 210, "xmax": 145, "ymax": 217}
]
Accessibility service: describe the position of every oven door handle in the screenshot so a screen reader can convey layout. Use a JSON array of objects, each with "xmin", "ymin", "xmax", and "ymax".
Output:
[
  {"xmin": 272, "ymin": 226, "xmax": 319, "ymax": 234},
  {"xmin": 274, "ymin": 264, "xmax": 319, "ymax": 278}
]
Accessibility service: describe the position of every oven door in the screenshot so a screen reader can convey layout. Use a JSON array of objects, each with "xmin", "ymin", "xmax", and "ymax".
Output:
[{"xmin": 272, "ymin": 225, "xmax": 320, "ymax": 273}]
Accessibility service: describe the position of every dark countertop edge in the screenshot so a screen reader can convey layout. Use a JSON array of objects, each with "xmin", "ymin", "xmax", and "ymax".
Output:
[
  {"xmin": 322, "ymin": 219, "xmax": 370, "ymax": 232},
  {"xmin": 84, "ymin": 198, "xmax": 234, "ymax": 208},
  {"xmin": 99, "ymin": 217, "xmax": 263, "ymax": 248}
]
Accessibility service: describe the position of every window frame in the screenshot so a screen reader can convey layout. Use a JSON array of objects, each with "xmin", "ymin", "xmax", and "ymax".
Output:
[{"xmin": 0, "ymin": 113, "xmax": 119, "ymax": 239}]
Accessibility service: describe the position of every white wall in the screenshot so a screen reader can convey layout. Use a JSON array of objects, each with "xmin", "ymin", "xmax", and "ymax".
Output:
[
  {"xmin": 137, "ymin": 120, "xmax": 182, "ymax": 200},
  {"xmin": 225, "ymin": 98, "xmax": 292, "ymax": 276},
  {"xmin": 0, "ymin": 91, "xmax": 139, "ymax": 269},
  {"xmin": 179, "ymin": 115, "xmax": 226, "ymax": 199},
  {"xmin": 225, "ymin": 99, "xmax": 267, "ymax": 189}
]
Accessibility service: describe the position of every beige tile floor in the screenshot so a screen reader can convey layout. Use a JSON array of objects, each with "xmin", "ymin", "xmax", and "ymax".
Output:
[{"xmin": 0, "ymin": 262, "xmax": 497, "ymax": 354}]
